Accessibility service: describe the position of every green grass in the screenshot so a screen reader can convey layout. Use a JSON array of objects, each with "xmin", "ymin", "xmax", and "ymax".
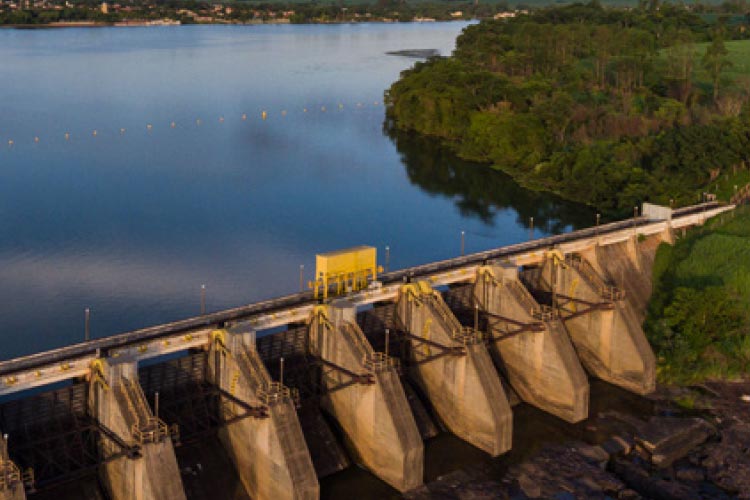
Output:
[
  {"xmin": 675, "ymin": 205, "xmax": 750, "ymax": 295},
  {"xmin": 692, "ymin": 39, "xmax": 750, "ymax": 87},
  {"xmin": 709, "ymin": 167, "xmax": 750, "ymax": 202},
  {"xmin": 712, "ymin": 207, "xmax": 750, "ymax": 236},
  {"xmin": 646, "ymin": 205, "xmax": 750, "ymax": 385},
  {"xmin": 673, "ymin": 232, "xmax": 750, "ymax": 294},
  {"xmin": 657, "ymin": 39, "xmax": 750, "ymax": 98}
]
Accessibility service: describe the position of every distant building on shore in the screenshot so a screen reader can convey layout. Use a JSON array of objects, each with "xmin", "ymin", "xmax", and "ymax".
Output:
[{"xmin": 493, "ymin": 10, "xmax": 528, "ymax": 19}]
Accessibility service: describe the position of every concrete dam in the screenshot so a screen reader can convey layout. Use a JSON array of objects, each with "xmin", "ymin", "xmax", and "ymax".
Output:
[{"xmin": 0, "ymin": 202, "xmax": 732, "ymax": 500}]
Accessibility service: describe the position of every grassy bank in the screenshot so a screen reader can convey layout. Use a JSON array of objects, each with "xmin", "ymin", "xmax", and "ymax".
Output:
[
  {"xmin": 693, "ymin": 39, "xmax": 750, "ymax": 85},
  {"xmin": 646, "ymin": 206, "xmax": 750, "ymax": 385},
  {"xmin": 659, "ymin": 38, "xmax": 750, "ymax": 100}
]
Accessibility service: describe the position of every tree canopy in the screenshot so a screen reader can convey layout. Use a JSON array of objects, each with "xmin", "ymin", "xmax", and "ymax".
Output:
[{"xmin": 386, "ymin": 2, "xmax": 750, "ymax": 216}]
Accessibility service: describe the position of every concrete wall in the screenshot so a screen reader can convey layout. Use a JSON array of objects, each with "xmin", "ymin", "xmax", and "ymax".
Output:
[
  {"xmin": 208, "ymin": 330, "xmax": 319, "ymax": 500},
  {"xmin": 642, "ymin": 202, "xmax": 672, "ymax": 221},
  {"xmin": 0, "ymin": 436, "xmax": 26, "ymax": 500},
  {"xmin": 538, "ymin": 257, "xmax": 656, "ymax": 395},
  {"xmin": 88, "ymin": 360, "xmax": 186, "ymax": 500},
  {"xmin": 0, "ymin": 484, "xmax": 24, "ymax": 500},
  {"xmin": 397, "ymin": 282, "xmax": 512, "ymax": 456},
  {"xmin": 309, "ymin": 302, "xmax": 423, "ymax": 492},
  {"xmin": 474, "ymin": 264, "xmax": 589, "ymax": 423},
  {"xmin": 580, "ymin": 234, "xmax": 667, "ymax": 325}
]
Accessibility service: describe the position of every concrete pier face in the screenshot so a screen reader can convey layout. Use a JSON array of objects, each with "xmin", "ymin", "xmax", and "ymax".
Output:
[
  {"xmin": 0, "ymin": 482, "xmax": 24, "ymax": 500},
  {"xmin": 308, "ymin": 301, "xmax": 423, "ymax": 492},
  {"xmin": 0, "ymin": 437, "xmax": 26, "ymax": 500},
  {"xmin": 207, "ymin": 330, "xmax": 319, "ymax": 500},
  {"xmin": 396, "ymin": 282, "xmax": 512, "ymax": 456},
  {"xmin": 538, "ymin": 257, "xmax": 656, "ymax": 395},
  {"xmin": 474, "ymin": 265, "xmax": 589, "ymax": 423},
  {"xmin": 88, "ymin": 360, "xmax": 186, "ymax": 500},
  {"xmin": 0, "ymin": 480, "xmax": 24, "ymax": 500},
  {"xmin": 581, "ymin": 235, "xmax": 664, "ymax": 325}
]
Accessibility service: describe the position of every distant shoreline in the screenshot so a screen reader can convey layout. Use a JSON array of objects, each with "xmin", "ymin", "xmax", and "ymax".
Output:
[
  {"xmin": 0, "ymin": 18, "xmax": 470, "ymax": 29},
  {"xmin": 2, "ymin": 21, "xmax": 159, "ymax": 29},
  {"xmin": 1, "ymin": 22, "xmax": 108, "ymax": 28}
]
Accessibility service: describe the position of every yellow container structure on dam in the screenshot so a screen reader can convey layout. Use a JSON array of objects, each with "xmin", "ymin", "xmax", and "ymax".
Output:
[{"xmin": 311, "ymin": 246, "xmax": 381, "ymax": 299}]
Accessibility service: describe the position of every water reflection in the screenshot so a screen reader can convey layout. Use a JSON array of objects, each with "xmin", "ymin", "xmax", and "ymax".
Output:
[{"xmin": 387, "ymin": 128, "xmax": 595, "ymax": 233}]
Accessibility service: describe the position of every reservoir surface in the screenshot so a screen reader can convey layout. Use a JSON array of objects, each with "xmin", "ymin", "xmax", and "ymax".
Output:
[{"xmin": 0, "ymin": 22, "xmax": 591, "ymax": 359}]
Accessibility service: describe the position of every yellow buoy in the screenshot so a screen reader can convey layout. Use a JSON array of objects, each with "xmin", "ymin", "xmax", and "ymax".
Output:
[
  {"xmin": 338, "ymin": 103, "xmax": 343, "ymax": 109},
  {"xmin": 64, "ymin": 133, "xmax": 70, "ymax": 140},
  {"xmin": 303, "ymin": 108, "xmax": 307, "ymax": 113},
  {"xmin": 92, "ymin": 130, "xmax": 98, "ymax": 137},
  {"xmin": 242, "ymin": 113, "xmax": 247, "ymax": 120},
  {"xmin": 196, "ymin": 118, "xmax": 202, "ymax": 125},
  {"xmin": 261, "ymin": 111, "xmax": 267, "ymax": 120},
  {"xmin": 34, "ymin": 136, "xmax": 39, "ymax": 143},
  {"xmin": 7, "ymin": 139, "xmax": 13, "ymax": 146},
  {"xmin": 171, "ymin": 121, "xmax": 176, "ymax": 128}
]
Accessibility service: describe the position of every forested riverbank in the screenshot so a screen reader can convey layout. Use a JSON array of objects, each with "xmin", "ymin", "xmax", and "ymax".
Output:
[{"xmin": 386, "ymin": 2, "xmax": 750, "ymax": 217}]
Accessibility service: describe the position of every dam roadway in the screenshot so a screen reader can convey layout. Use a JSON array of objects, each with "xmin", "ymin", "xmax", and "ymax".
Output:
[{"xmin": 0, "ymin": 201, "xmax": 732, "ymax": 499}]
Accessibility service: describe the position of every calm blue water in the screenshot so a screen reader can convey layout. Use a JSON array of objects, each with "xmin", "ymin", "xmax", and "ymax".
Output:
[{"xmin": 0, "ymin": 23, "xmax": 591, "ymax": 359}]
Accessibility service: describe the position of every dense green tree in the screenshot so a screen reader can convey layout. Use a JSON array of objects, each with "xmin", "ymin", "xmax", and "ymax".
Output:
[
  {"xmin": 702, "ymin": 33, "xmax": 733, "ymax": 102},
  {"xmin": 386, "ymin": 2, "xmax": 750, "ymax": 216}
]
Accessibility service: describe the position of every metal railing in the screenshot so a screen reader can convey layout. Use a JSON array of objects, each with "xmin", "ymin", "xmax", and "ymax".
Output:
[
  {"xmin": 730, "ymin": 183, "xmax": 750, "ymax": 205},
  {"xmin": 341, "ymin": 322, "xmax": 403, "ymax": 374},
  {"xmin": 453, "ymin": 326, "xmax": 483, "ymax": 345},
  {"xmin": 256, "ymin": 381, "xmax": 294, "ymax": 406},
  {"xmin": 0, "ymin": 460, "xmax": 21, "ymax": 491},
  {"xmin": 424, "ymin": 293, "xmax": 483, "ymax": 345},
  {"xmin": 363, "ymin": 352, "xmax": 400, "ymax": 373},
  {"xmin": 340, "ymin": 322, "xmax": 374, "ymax": 364},
  {"xmin": 118, "ymin": 378, "xmax": 170, "ymax": 445},
  {"xmin": 239, "ymin": 349, "xmax": 272, "ymax": 388},
  {"xmin": 426, "ymin": 293, "xmax": 462, "ymax": 333},
  {"xmin": 505, "ymin": 279, "xmax": 558, "ymax": 321},
  {"xmin": 118, "ymin": 380, "xmax": 142, "ymax": 430},
  {"xmin": 566, "ymin": 255, "xmax": 624, "ymax": 301},
  {"xmin": 237, "ymin": 349, "xmax": 298, "ymax": 407},
  {"xmin": 130, "ymin": 380, "xmax": 152, "ymax": 423},
  {"xmin": 534, "ymin": 304, "xmax": 559, "ymax": 321},
  {"xmin": 130, "ymin": 417, "xmax": 170, "ymax": 445}
]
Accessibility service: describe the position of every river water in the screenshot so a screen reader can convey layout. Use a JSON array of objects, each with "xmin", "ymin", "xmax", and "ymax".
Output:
[{"xmin": 0, "ymin": 23, "xmax": 591, "ymax": 359}]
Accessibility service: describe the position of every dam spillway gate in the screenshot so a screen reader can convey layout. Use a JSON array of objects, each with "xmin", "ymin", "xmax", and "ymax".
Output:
[
  {"xmin": 0, "ymin": 202, "xmax": 733, "ymax": 500},
  {"xmin": 0, "ymin": 383, "xmax": 135, "ymax": 491}
]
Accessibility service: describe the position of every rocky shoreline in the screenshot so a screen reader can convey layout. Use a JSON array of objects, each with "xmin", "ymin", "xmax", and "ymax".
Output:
[{"xmin": 407, "ymin": 381, "xmax": 750, "ymax": 499}]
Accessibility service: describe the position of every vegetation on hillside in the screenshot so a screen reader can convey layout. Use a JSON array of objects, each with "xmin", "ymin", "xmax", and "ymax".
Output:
[
  {"xmin": 646, "ymin": 207, "xmax": 750, "ymax": 384},
  {"xmin": 386, "ymin": 2, "xmax": 750, "ymax": 216}
]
